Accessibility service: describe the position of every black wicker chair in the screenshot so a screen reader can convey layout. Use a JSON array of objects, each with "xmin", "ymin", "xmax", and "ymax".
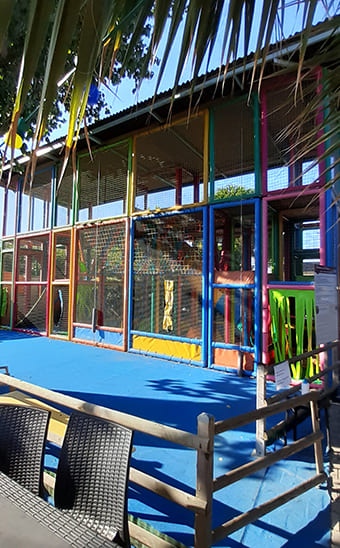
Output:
[
  {"xmin": 0, "ymin": 404, "xmax": 50, "ymax": 496},
  {"xmin": 54, "ymin": 411, "xmax": 133, "ymax": 548}
]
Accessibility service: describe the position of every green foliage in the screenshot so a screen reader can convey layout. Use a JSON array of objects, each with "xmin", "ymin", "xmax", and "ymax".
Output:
[
  {"xmin": 214, "ymin": 185, "xmax": 252, "ymax": 201},
  {"xmin": 0, "ymin": 0, "xmax": 155, "ymax": 145}
]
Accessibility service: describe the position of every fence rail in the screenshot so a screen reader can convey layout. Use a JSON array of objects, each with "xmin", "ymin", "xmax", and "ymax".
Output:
[
  {"xmin": 256, "ymin": 340, "xmax": 340, "ymax": 455},
  {"xmin": 0, "ymin": 364, "xmax": 334, "ymax": 547}
]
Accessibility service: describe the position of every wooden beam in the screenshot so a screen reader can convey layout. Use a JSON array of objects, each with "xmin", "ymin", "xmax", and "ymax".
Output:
[
  {"xmin": 213, "ymin": 431, "xmax": 322, "ymax": 492},
  {"xmin": 129, "ymin": 468, "xmax": 206, "ymax": 514},
  {"xmin": 212, "ymin": 472, "xmax": 327, "ymax": 543},
  {"xmin": 0, "ymin": 373, "xmax": 204, "ymax": 451},
  {"xmin": 129, "ymin": 521, "xmax": 182, "ymax": 548},
  {"xmin": 214, "ymin": 391, "xmax": 319, "ymax": 435}
]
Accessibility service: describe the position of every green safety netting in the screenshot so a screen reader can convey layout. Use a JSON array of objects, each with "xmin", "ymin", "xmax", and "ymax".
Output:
[
  {"xmin": 269, "ymin": 289, "xmax": 318, "ymax": 380},
  {"xmin": 0, "ymin": 287, "xmax": 8, "ymax": 319}
]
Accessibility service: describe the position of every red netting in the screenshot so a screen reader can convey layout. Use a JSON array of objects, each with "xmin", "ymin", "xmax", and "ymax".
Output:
[
  {"xmin": 15, "ymin": 235, "xmax": 49, "ymax": 332},
  {"xmin": 75, "ymin": 222, "xmax": 126, "ymax": 328},
  {"xmin": 15, "ymin": 284, "xmax": 47, "ymax": 332}
]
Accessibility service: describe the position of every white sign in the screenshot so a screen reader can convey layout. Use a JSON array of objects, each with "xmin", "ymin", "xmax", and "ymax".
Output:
[
  {"xmin": 274, "ymin": 360, "xmax": 291, "ymax": 390},
  {"xmin": 301, "ymin": 379, "xmax": 310, "ymax": 394},
  {"xmin": 314, "ymin": 266, "xmax": 339, "ymax": 346}
]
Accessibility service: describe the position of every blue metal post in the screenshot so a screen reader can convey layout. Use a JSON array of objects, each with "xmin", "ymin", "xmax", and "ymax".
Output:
[
  {"xmin": 201, "ymin": 206, "xmax": 208, "ymax": 366},
  {"xmin": 254, "ymin": 197, "xmax": 261, "ymax": 375}
]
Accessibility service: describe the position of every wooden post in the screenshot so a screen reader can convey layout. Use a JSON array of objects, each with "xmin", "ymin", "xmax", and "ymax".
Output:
[
  {"xmin": 309, "ymin": 398, "xmax": 324, "ymax": 475},
  {"xmin": 255, "ymin": 364, "xmax": 267, "ymax": 456},
  {"xmin": 195, "ymin": 413, "xmax": 214, "ymax": 548}
]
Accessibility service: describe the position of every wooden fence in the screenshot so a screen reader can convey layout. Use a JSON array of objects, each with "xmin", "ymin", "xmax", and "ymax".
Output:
[
  {"xmin": 0, "ymin": 370, "xmax": 333, "ymax": 547},
  {"xmin": 256, "ymin": 340, "xmax": 340, "ymax": 455}
]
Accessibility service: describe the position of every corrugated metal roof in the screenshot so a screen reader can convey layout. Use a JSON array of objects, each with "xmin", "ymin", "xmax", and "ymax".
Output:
[
  {"xmin": 12, "ymin": 14, "xmax": 340, "ymax": 165},
  {"xmin": 89, "ymin": 14, "xmax": 339, "ymax": 126}
]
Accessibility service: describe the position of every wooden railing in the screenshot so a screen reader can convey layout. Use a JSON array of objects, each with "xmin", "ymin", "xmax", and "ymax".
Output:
[
  {"xmin": 0, "ymin": 372, "xmax": 330, "ymax": 547},
  {"xmin": 256, "ymin": 341, "xmax": 340, "ymax": 455},
  {"xmin": 211, "ymin": 390, "xmax": 326, "ymax": 544}
]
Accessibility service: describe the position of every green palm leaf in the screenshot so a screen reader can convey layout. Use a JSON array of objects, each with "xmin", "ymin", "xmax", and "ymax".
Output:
[
  {"xmin": 0, "ymin": 0, "xmax": 338, "ymax": 186},
  {"xmin": 0, "ymin": 0, "xmax": 15, "ymax": 52},
  {"xmin": 66, "ymin": 0, "xmax": 115, "ymax": 151},
  {"xmin": 34, "ymin": 0, "xmax": 85, "ymax": 146},
  {"xmin": 12, "ymin": 1, "xmax": 55, "ymax": 129}
]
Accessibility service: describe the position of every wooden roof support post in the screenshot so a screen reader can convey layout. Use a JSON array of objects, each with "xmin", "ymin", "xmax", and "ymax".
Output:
[{"xmin": 195, "ymin": 412, "xmax": 214, "ymax": 548}]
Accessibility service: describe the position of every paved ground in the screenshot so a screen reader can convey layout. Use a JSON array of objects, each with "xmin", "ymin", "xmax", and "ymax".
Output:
[{"xmin": 0, "ymin": 331, "xmax": 333, "ymax": 547}]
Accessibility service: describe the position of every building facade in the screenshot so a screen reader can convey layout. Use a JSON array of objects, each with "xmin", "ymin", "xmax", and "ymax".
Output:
[{"xmin": 0, "ymin": 36, "xmax": 339, "ymax": 379}]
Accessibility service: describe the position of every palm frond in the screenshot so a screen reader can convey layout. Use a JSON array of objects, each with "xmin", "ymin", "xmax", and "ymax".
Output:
[
  {"xmin": 34, "ymin": 0, "xmax": 85, "ymax": 146},
  {"xmin": 0, "ymin": 0, "xmax": 338, "ymax": 189},
  {"xmin": 0, "ymin": 0, "xmax": 15, "ymax": 52}
]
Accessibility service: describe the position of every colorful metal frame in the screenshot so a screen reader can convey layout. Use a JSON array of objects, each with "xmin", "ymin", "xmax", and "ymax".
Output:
[
  {"xmin": 0, "ymin": 72, "xmax": 337, "ymax": 377},
  {"xmin": 128, "ymin": 206, "xmax": 208, "ymax": 367},
  {"xmin": 208, "ymin": 198, "xmax": 261, "ymax": 374}
]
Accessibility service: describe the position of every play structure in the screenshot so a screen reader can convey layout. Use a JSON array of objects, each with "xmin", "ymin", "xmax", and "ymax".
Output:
[{"xmin": 0, "ymin": 53, "xmax": 338, "ymax": 380}]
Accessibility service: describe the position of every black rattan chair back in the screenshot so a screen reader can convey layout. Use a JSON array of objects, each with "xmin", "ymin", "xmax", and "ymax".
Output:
[
  {"xmin": 54, "ymin": 411, "xmax": 133, "ymax": 548},
  {"xmin": 0, "ymin": 404, "xmax": 50, "ymax": 496}
]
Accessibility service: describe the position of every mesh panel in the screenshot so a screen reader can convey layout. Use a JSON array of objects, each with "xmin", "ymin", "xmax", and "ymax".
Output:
[
  {"xmin": 213, "ymin": 204, "xmax": 255, "ymax": 347},
  {"xmin": 214, "ymin": 203, "xmax": 256, "ymax": 272},
  {"xmin": 2, "ymin": 240, "xmax": 14, "ymax": 250},
  {"xmin": 213, "ymin": 287, "xmax": 254, "ymax": 346},
  {"xmin": 135, "ymin": 116, "xmax": 204, "ymax": 212},
  {"xmin": 19, "ymin": 168, "xmax": 53, "ymax": 233},
  {"xmin": 267, "ymin": 197, "xmax": 320, "ymax": 282},
  {"xmin": 51, "ymin": 231, "xmax": 71, "ymax": 338},
  {"xmin": 0, "ymin": 284, "xmax": 11, "ymax": 326},
  {"xmin": 78, "ymin": 142, "xmax": 129, "ymax": 222},
  {"xmin": 16, "ymin": 236, "xmax": 49, "ymax": 282},
  {"xmin": 266, "ymin": 77, "xmax": 319, "ymax": 190},
  {"xmin": 15, "ymin": 236, "xmax": 49, "ymax": 332},
  {"xmin": 52, "ymin": 285, "xmax": 69, "ymax": 336},
  {"xmin": 54, "ymin": 231, "xmax": 71, "ymax": 280},
  {"xmin": 133, "ymin": 211, "xmax": 203, "ymax": 339},
  {"xmin": 0, "ymin": 241, "xmax": 13, "ymax": 327},
  {"xmin": 1, "ymin": 250, "xmax": 13, "ymax": 281},
  {"xmin": 75, "ymin": 222, "xmax": 126, "ymax": 328},
  {"xmin": 15, "ymin": 284, "xmax": 47, "ymax": 331},
  {"xmin": 56, "ymin": 165, "xmax": 73, "ymax": 227},
  {"xmin": 213, "ymin": 100, "xmax": 255, "ymax": 197}
]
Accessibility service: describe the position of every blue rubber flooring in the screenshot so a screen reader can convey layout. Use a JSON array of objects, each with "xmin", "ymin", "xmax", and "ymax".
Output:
[{"xmin": 0, "ymin": 331, "xmax": 330, "ymax": 547}]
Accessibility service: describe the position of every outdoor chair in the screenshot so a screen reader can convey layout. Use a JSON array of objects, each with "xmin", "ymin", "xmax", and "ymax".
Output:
[
  {"xmin": 54, "ymin": 411, "xmax": 134, "ymax": 548},
  {"xmin": 0, "ymin": 404, "xmax": 50, "ymax": 496}
]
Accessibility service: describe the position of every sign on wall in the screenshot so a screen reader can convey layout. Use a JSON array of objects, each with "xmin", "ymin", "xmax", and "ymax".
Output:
[{"xmin": 314, "ymin": 266, "xmax": 339, "ymax": 346}]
